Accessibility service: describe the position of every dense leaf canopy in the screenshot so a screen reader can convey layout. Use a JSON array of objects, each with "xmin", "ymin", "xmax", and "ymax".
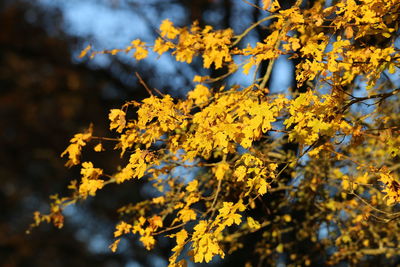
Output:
[{"xmin": 32, "ymin": 0, "xmax": 400, "ymax": 266}]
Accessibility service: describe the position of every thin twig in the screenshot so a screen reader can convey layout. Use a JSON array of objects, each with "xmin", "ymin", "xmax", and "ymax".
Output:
[
  {"xmin": 152, "ymin": 222, "xmax": 186, "ymax": 235},
  {"xmin": 232, "ymin": 15, "xmax": 278, "ymax": 47},
  {"xmin": 260, "ymin": 58, "xmax": 275, "ymax": 89},
  {"xmin": 341, "ymin": 87, "xmax": 400, "ymax": 112},
  {"xmin": 241, "ymin": 0, "xmax": 264, "ymax": 11},
  {"xmin": 349, "ymin": 188, "xmax": 400, "ymax": 221},
  {"xmin": 210, "ymin": 178, "xmax": 222, "ymax": 219},
  {"xmin": 135, "ymin": 72, "xmax": 153, "ymax": 96},
  {"xmin": 91, "ymin": 136, "xmax": 120, "ymax": 142},
  {"xmin": 135, "ymin": 72, "xmax": 165, "ymax": 96},
  {"xmin": 351, "ymin": 191, "xmax": 395, "ymax": 216}
]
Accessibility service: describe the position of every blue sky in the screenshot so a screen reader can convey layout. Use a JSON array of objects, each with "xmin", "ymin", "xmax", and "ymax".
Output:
[{"xmin": 35, "ymin": 0, "xmax": 293, "ymax": 94}]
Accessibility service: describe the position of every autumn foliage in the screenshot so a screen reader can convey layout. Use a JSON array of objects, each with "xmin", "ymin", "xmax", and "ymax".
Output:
[{"xmin": 30, "ymin": 0, "xmax": 400, "ymax": 266}]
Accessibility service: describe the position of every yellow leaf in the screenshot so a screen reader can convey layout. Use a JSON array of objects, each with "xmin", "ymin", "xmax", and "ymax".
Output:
[
  {"xmin": 247, "ymin": 217, "xmax": 261, "ymax": 229},
  {"xmin": 109, "ymin": 109, "xmax": 126, "ymax": 133},
  {"xmin": 270, "ymin": 0, "xmax": 280, "ymax": 12},
  {"xmin": 152, "ymin": 196, "xmax": 165, "ymax": 204},
  {"xmin": 80, "ymin": 161, "xmax": 103, "ymax": 179},
  {"xmin": 214, "ymin": 162, "xmax": 230, "ymax": 180},
  {"xmin": 178, "ymin": 207, "xmax": 197, "ymax": 222},
  {"xmin": 234, "ymin": 166, "xmax": 247, "ymax": 181},
  {"xmin": 257, "ymin": 178, "xmax": 269, "ymax": 195},
  {"xmin": 388, "ymin": 63, "xmax": 396, "ymax": 74},
  {"xmin": 344, "ymin": 26, "xmax": 353, "ymax": 39},
  {"xmin": 262, "ymin": 0, "xmax": 271, "ymax": 10},
  {"xmin": 149, "ymin": 216, "xmax": 163, "ymax": 229},
  {"xmin": 186, "ymin": 180, "xmax": 198, "ymax": 192},
  {"xmin": 78, "ymin": 162, "xmax": 104, "ymax": 198},
  {"xmin": 160, "ymin": 19, "xmax": 179, "ymax": 39},
  {"xmin": 61, "ymin": 143, "xmax": 81, "ymax": 167},
  {"xmin": 283, "ymin": 214, "xmax": 291, "ymax": 222},
  {"xmin": 140, "ymin": 234, "xmax": 156, "ymax": 250},
  {"xmin": 109, "ymin": 239, "xmax": 121, "ymax": 252},
  {"xmin": 188, "ymin": 84, "xmax": 211, "ymax": 106},
  {"xmin": 276, "ymin": 243, "xmax": 284, "ymax": 253},
  {"xmin": 269, "ymin": 163, "xmax": 278, "ymax": 171},
  {"xmin": 114, "ymin": 221, "xmax": 133, "ymax": 237},
  {"xmin": 94, "ymin": 143, "xmax": 103, "ymax": 152},
  {"xmin": 175, "ymin": 229, "xmax": 188, "ymax": 247},
  {"xmin": 114, "ymin": 166, "xmax": 134, "ymax": 184},
  {"xmin": 243, "ymin": 59, "xmax": 255, "ymax": 75},
  {"xmin": 79, "ymin": 44, "xmax": 91, "ymax": 58},
  {"xmin": 382, "ymin": 32, "xmax": 392, "ymax": 38},
  {"xmin": 192, "ymin": 75, "xmax": 203, "ymax": 82},
  {"xmin": 153, "ymin": 37, "xmax": 173, "ymax": 55},
  {"xmin": 61, "ymin": 125, "xmax": 93, "ymax": 167},
  {"xmin": 79, "ymin": 177, "xmax": 104, "ymax": 198}
]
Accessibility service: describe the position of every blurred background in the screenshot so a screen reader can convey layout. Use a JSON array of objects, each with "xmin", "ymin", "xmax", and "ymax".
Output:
[{"xmin": 0, "ymin": 0, "xmax": 296, "ymax": 266}]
